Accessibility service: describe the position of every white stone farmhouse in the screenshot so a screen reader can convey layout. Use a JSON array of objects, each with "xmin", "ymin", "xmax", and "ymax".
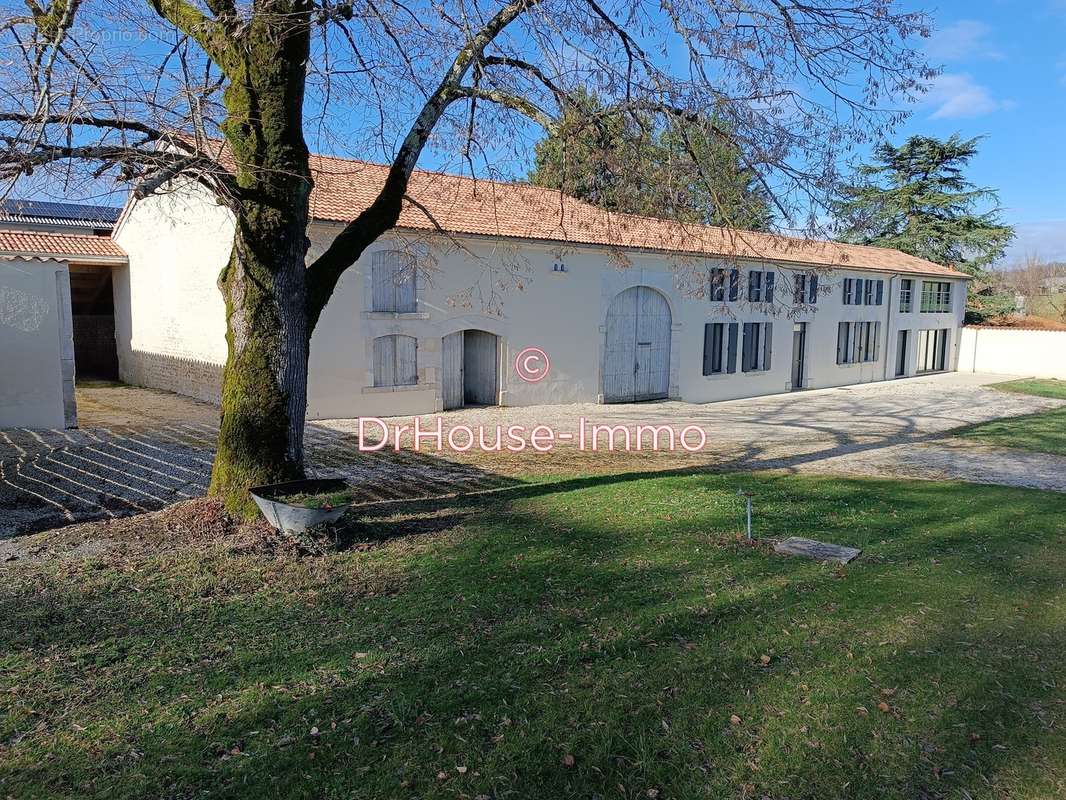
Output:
[{"xmin": 1, "ymin": 150, "xmax": 969, "ymax": 427}]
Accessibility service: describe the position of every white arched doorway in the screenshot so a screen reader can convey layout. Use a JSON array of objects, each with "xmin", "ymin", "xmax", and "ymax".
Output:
[{"xmin": 602, "ymin": 286, "xmax": 672, "ymax": 403}]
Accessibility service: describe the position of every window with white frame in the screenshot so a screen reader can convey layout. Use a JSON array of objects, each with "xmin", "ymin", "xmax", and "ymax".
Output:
[
  {"xmin": 836, "ymin": 321, "xmax": 881, "ymax": 364},
  {"xmin": 741, "ymin": 321, "xmax": 773, "ymax": 372},
  {"xmin": 900, "ymin": 279, "xmax": 914, "ymax": 313},
  {"xmin": 702, "ymin": 322, "xmax": 738, "ymax": 375},
  {"xmin": 916, "ymin": 328, "xmax": 949, "ymax": 372},
  {"xmin": 843, "ymin": 277, "xmax": 884, "ymax": 305},
  {"xmin": 793, "ymin": 273, "xmax": 820, "ymax": 305},
  {"xmin": 709, "ymin": 268, "xmax": 726, "ymax": 302},
  {"xmin": 372, "ymin": 334, "xmax": 417, "ymax": 387},
  {"xmin": 747, "ymin": 270, "xmax": 775, "ymax": 303},
  {"xmin": 920, "ymin": 281, "xmax": 952, "ymax": 313},
  {"xmin": 371, "ymin": 250, "xmax": 417, "ymax": 312},
  {"xmin": 708, "ymin": 268, "xmax": 743, "ymax": 302}
]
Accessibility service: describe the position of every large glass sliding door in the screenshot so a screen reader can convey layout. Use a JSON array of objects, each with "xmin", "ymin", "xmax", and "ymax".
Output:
[{"xmin": 915, "ymin": 329, "xmax": 948, "ymax": 374}]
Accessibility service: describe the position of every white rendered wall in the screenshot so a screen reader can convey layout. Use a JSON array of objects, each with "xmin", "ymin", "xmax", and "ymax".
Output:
[
  {"xmin": 307, "ymin": 231, "xmax": 969, "ymax": 417},
  {"xmin": 0, "ymin": 258, "xmax": 75, "ymax": 428},
  {"xmin": 115, "ymin": 184, "xmax": 969, "ymax": 418},
  {"xmin": 113, "ymin": 185, "xmax": 232, "ymax": 401},
  {"xmin": 958, "ymin": 327, "xmax": 1066, "ymax": 380}
]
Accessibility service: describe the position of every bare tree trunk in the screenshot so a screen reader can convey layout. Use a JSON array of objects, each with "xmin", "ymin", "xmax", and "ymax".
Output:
[{"xmin": 207, "ymin": 11, "xmax": 313, "ymax": 516}]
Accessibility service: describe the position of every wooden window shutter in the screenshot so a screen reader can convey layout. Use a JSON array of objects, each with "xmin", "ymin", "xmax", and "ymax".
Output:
[
  {"xmin": 728, "ymin": 269, "xmax": 740, "ymax": 301},
  {"xmin": 762, "ymin": 323, "xmax": 773, "ymax": 371},
  {"xmin": 764, "ymin": 271, "xmax": 775, "ymax": 304},
  {"xmin": 371, "ymin": 250, "xmax": 416, "ymax": 312},
  {"xmin": 703, "ymin": 323, "xmax": 714, "ymax": 376},
  {"xmin": 396, "ymin": 335, "xmax": 417, "ymax": 385},
  {"xmin": 373, "ymin": 336, "xmax": 396, "ymax": 387},
  {"xmin": 875, "ymin": 280, "xmax": 884, "ymax": 306},
  {"xmin": 373, "ymin": 334, "xmax": 417, "ymax": 386},
  {"xmin": 741, "ymin": 323, "xmax": 753, "ymax": 372},
  {"xmin": 808, "ymin": 274, "xmax": 819, "ymax": 304},
  {"xmin": 726, "ymin": 323, "xmax": 739, "ymax": 373}
]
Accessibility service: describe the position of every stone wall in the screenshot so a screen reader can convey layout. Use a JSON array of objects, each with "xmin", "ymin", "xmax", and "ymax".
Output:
[{"xmin": 119, "ymin": 350, "xmax": 223, "ymax": 404}]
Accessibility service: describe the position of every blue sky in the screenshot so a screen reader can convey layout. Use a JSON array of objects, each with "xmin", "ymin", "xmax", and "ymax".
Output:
[
  {"xmin": 16, "ymin": 1, "xmax": 1063, "ymax": 267},
  {"xmin": 906, "ymin": 1, "xmax": 1066, "ymax": 264}
]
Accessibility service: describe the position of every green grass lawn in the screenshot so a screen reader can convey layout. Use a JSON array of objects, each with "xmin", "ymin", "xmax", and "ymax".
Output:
[
  {"xmin": 956, "ymin": 379, "xmax": 1066, "ymax": 456},
  {"xmin": 3, "ymin": 472, "xmax": 1066, "ymax": 799},
  {"xmin": 990, "ymin": 378, "xmax": 1066, "ymax": 400}
]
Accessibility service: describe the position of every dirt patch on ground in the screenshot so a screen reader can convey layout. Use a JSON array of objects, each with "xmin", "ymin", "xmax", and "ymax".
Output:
[
  {"xmin": 0, "ymin": 498, "xmax": 262, "ymax": 565},
  {"xmin": 75, "ymin": 381, "xmax": 221, "ymax": 427}
]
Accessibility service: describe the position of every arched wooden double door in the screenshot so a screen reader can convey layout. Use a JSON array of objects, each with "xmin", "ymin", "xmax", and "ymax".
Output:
[{"xmin": 602, "ymin": 286, "xmax": 672, "ymax": 403}]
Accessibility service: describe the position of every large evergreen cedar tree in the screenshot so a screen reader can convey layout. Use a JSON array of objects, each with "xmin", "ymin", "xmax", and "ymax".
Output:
[
  {"xmin": 0, "ymin": 0, "xmax": 935, "ymax": 515},
  {"xmin": 835, "ymin": 135, "xmax": 1015, "ymax": 279},
  {"xmin": 529, "ymin": 90, "xmax": 773, "ymax": 231}
]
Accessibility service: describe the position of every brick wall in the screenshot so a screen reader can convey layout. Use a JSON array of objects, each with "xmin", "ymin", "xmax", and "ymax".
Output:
[{"xmin": 119, "ymin": 350, "xmax": 223, "ymax": 404}]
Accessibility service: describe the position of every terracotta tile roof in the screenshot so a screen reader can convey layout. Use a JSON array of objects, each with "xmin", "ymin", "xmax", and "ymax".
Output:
[
  {"xmin": 298, "ymin": 152, "xmax": 969, "ymax": 279},
  {"xmin": 0, "ymin": 230, "xmax": 126, "ymax": 261}
]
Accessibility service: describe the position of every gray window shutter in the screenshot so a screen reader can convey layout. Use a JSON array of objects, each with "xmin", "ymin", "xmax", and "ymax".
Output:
[
  {"xmin": 855, "ymin": 278, "xmax": 865, "ymax": 305},
  {"xmin": 371, "ymin": 250, "xmax": 416, "ymax": 312},
  {"xmin": 837, "ymin": 322, "xmax": 848, "ymax": 364},
  {"xmin": 875, "ymin": 280, "xmax": 884, "ymax": 306},
  {"xmin": 373, "ymin": 334, "xmax": 417, "ymax": 386},
  {"xmin": 728, "ymin": 269, "xmax": 740, "ymax": 301},
  {"xmin": 396, "ymin": 268, "xmax": 417, "ymax": 313},
  {"xmin": 703, "ymin": 323, "xmax": 714, "ymax": 376},
  {"xmin": 762, "ymin": 322, "xmax": 773, "ymax": 371},
  {"xmin": 371, "ymin": 252, "xmax": 394, "ymax": 312},
  {"xmin": 764, "ymin": 271, "xmax": 775, "ymax": 304},
  {"xmin": 852, "ymin": 323, "xmax": 863, "ymax": 363},
  {"xmin": 747, "ymin": 270, "xmax": 760, "ymax": 302},
  {"xmin": 808, "ymin": 274, "xmax": 819, "ymax": 304},
  {"xmin": 873, "ymin": 322, "xmax": 882, "ymax": 361},
  {"xmin": 726, "ymin": 323, "xmax": 738, "ymax": 373},
  {"xmin": 843, "ymin": 278, "xmax": 852, "ymax": 305},
  {"xmin": 373, "ymin": 336, "xmax": 396, "ymax": 387},
  {"xmin": 396, "ymin": 335, "xmax": 418, "ymax": 385},
  {"xmin": 741, "ymin": 323, "xmax": 753, "ymax": 372}
]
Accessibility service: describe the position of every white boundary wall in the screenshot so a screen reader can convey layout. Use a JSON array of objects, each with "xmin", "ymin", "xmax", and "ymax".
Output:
[
  {"xmin": 958, "ymin": 327, "xmax": 1066, "ymax": 380},
  {"xmin": 0, "ymin": 258, "xmax": 76, "ymax": 428}
]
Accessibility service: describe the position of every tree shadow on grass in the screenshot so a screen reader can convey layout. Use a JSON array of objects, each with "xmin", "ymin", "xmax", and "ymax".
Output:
[{"xmin": 2, "ymin": 474, "xmax": 1066, "ymax": 799}]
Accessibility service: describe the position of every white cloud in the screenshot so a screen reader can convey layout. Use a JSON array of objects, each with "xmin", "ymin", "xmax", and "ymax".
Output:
[
  {"xmin": 926, "ymin": 20, "xmax": 1005, "ymax": 63},
  {"xmin": 925, "ymin": 73, "xmax": 1014, "ymax": 119},
  {"xmin": 1001, "ymin": 221, "xmax": 1066, "ymax": 266}
]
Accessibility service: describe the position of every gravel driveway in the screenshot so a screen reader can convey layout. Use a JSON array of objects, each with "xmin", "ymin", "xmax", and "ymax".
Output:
[{"xmin": 2, "ymin": 372, "xmax": 1063, "ymax": 537}]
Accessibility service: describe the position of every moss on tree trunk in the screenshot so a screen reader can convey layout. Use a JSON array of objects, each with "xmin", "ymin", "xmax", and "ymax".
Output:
[{"xmin": 207, "ymin": 6, "xmax": 314, "ymax": 517}]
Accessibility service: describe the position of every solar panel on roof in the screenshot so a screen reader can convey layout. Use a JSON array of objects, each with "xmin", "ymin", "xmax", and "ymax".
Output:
[{"xmin": 0, "ymin": 199, "xmax": 121, "ymax": 225}]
